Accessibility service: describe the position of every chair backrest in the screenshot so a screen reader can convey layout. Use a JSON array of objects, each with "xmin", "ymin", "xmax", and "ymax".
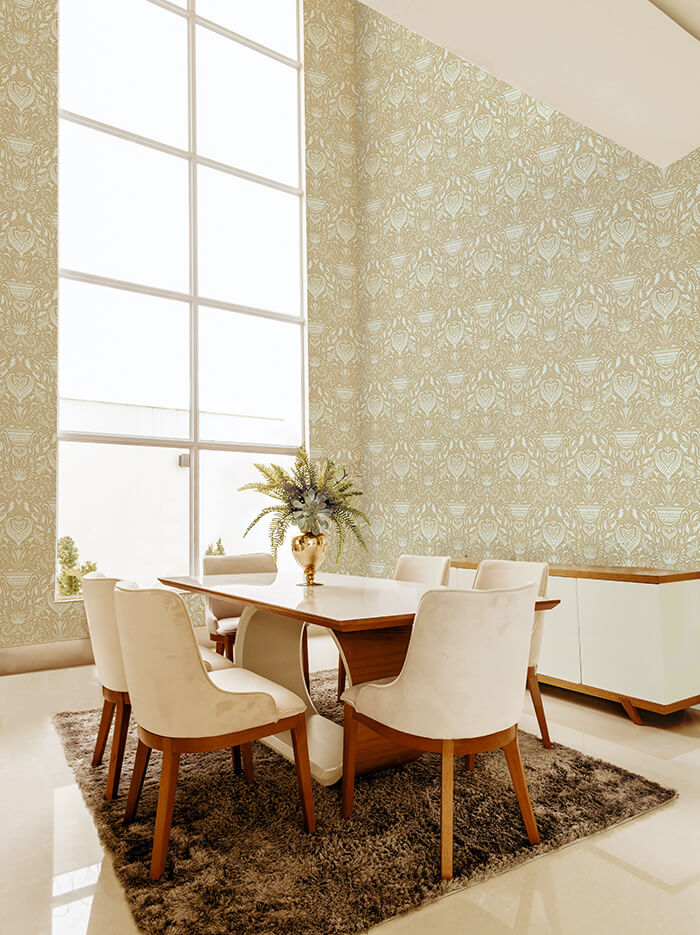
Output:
[
  {"xmin": 378, "ymin": 584, "xmax": 537, "ymax": 739},
  {"xmin": 393, "ymin": 554, "xmax": 451, "ymax": 587},
  {"xmin": 114, "ymin": 583, "xmax": 277, "ymax": 738},
  {"xmin": 82, "ymin": 572, "xmax": 128, "ymax": 693},
  {"xmin": 473, "ymin": 559, "xmax": 549, "ymax": 666},
  {"xmin": 202, "ymin": 552, "xmax": 277, "ymax": 625}
]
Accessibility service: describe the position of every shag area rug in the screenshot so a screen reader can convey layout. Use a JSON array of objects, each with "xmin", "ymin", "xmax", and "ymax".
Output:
[{"xmin": 54, "ymin": 669, "xmax": 675, "ymax": 935}]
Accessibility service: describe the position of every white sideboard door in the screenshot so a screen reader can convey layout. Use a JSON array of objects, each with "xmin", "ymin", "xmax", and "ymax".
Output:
[{"xmin": 537, "ymin": 576, "xmax": 581, "ymax": 684}]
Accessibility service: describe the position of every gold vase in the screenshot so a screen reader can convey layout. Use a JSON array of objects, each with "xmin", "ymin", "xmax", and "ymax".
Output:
[{"xmin": 291, "ymin": 530, "xmax": 328, "ymax": 586}]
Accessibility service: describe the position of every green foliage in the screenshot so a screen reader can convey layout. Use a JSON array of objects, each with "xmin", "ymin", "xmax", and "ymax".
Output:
[
  {"xmin": 204, "ymin": 537, "xmax": 226, "ymax": 556},
  {"xmin": 56, "ymin": 536, "xmax": 96, "ymax": 596},
  {"xmin": 239, "ymin": 446, "xmax": 369, "ymax": 561}
]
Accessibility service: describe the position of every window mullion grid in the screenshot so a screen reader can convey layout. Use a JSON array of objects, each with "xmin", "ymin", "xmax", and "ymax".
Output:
[
  {"xmin": 296, "ymin": 0, "xmax": 309, "ymax": 451},
  {"xmin": 187, "ymin": 0, "xmax": 200, "ymax": 576},
  {"xmin": 57, "ymin": 3, "xmax": 307, "ymax": 580}
]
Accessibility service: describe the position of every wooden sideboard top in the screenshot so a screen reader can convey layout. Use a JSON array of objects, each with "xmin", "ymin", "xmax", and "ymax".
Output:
[{"xmin": 451, "ymin": 559, "xmax": 700, "ymax": 585}]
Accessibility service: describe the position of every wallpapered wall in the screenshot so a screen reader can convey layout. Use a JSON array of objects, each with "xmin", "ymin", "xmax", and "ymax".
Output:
[
  {"xmin": 309, "ymin": 0, "xmax": 699, "ymax": 577},
  {"xmin": 304, "ymin": 0, "xmax": 367, "ymax": 573},
  {"xmin": 0, "ymin": 0, "xmax": 697, "ymax": 649},
  {"xmin": 1, "ymin": 0, "xmax": 86, "ymax": 648}
]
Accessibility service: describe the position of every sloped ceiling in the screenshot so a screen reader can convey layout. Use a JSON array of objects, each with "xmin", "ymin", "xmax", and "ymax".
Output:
[{"xmin": 359, "ymin": 0, "xmax": 700, "ymax": 166}]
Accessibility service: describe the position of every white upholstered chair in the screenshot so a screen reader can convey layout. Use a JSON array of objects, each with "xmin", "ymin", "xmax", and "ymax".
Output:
[
  {"xmin": 341, "ymin": 584, "xmax": 540, "ymax": 880},
  {"xmin": 115, "ymin": 583, "xmax": 315, "ymax": 880},
  {"xmin": 336, "ymin": 554, "xmax": 451, "ymax": 699},
  {"xmin": 473, "ymin": 560, "xmax": 551, "ymax": 748},
  {"xmin": 82, "ymin": 572, "xmax": 234, "ymax": 800},
  {"xmin": 204, "ymin": 551, "xmax": 311, "ymax": 689},
  {"xmin": 203, "ymin": 552, "xmax": 274, "ymax": 659}
]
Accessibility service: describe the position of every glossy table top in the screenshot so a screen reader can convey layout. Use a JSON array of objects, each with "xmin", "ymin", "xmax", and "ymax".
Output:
[{"xmin": 159, "ymin": 571, "xmax": 560, "ymax": 632}]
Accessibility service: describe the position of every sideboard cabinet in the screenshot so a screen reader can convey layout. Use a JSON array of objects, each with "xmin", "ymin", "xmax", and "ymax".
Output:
[{"xmin": 450, "ymin": 561, "xmax": 700, "ymax": 724}]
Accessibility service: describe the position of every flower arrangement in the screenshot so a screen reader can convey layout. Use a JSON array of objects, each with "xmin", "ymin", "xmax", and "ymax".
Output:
[{"xmin": 239, "ymin": 447, "xmax": 369, "ymax": 561}]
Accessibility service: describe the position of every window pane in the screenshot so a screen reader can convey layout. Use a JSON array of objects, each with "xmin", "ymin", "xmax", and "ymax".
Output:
[
  {"xmin": 58, "ymin": 280, "xmax": 189, "ymax": 438},
  {"xmin": 197, "ymin": 166, "xmax": 300, "ymax": 314},
  {"xmin": 57, "ymin": 442, "xmax": 190, "ymax": 585},
  {"xmin": 197, "ymin": 27, "xmax": 298, "ymax": 186},
  {"xmin": 59, "ymin": 0, "xmax": 187, "ymax": 148},
  {"xmin": 196, "ymin": 0, "xmax": 298, "ymax": 59},
  {"xmin": 199, "ymin": 308, "xmax": 302, "ymax": 445},
  {"xmin": 59, "ymin": 121, "xmax": 189, "ymax": 291},
  {"xmin": 200, "ymin": 450, "xmax": 295, "ymax": 570}
]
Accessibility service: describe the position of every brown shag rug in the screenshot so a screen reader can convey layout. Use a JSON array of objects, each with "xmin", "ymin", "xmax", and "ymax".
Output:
[{"xmin": 54, "ymin": 669, "xmax": 676, "ymax": 935}]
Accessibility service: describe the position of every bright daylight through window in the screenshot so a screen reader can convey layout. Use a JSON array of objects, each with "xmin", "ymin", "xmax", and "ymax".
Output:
[{"xmin": 57, "ymin": 0, "xmax": 305, "ymax": 590}]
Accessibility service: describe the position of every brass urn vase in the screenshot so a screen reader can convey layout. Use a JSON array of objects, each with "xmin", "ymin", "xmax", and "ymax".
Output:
[{"xmin": 291, "ymin": 530, "xmax": 328, "ymax": 586}]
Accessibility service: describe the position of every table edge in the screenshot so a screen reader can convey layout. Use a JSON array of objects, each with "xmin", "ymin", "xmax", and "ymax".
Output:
[{"xmin": 159, "ymin": 576, "xmax": 559, "ymax": 629}]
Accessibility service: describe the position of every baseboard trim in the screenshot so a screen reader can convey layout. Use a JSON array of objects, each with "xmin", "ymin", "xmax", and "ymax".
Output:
[{"xmin": 0, "ymin": 637, "xmax": 94, "ymax": 676}]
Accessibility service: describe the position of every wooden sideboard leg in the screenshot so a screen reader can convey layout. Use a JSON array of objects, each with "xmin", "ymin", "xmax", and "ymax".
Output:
[{"xmin": 620, "ymin": 698, "xmax": 643, "ymax": 725}]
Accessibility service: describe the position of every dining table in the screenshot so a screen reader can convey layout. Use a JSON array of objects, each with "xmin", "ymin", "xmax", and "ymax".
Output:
[{"xmin": 158, "ymin": 570, "xmax": 560, "ymax": 787}]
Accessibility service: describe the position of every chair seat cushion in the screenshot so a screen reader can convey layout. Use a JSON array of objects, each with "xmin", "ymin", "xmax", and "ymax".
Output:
[
  {"xmin": 215, "ymin": 616, "xmax": 240, "ymax": 635},
  {"xmin": 209, "ymin": 667, "xmax": 306, "ymax": 720},
  {"xmin": 199, "ymin": 647, "xmax": 234, "ymax": 672},
  {"xmin": 341, "ymin": 677, "xmax": 396, "ymax": 710}
]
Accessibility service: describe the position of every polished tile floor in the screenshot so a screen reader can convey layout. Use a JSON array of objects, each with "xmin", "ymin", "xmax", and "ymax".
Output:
[{"xmin": 1, "ymin": 630, "xmax": 698, "ymax": 935}]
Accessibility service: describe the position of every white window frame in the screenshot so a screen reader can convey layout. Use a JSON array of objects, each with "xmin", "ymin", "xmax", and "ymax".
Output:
[{"xmin": 57, "ymin": 0, "xmax": 308, "ymax": 578}]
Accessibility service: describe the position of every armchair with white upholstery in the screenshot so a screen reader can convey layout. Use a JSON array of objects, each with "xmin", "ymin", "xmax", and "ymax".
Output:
[
  {"xmin": 341, "ymin": 584, "xmax": 540, "ymax": 880},
  {"xmin": 82, "ymin": 572, "xmax": 234, "ymax": 800},
  {"xmin": 115, "ymin": 583, "xmax": 315, "ymax": 880},
  {"xmin": 336, "ymin": 554, "xmax": 451, "ymax": 699},
  {"xmin": 202, "ymin": 552, "xmax": 277, "ymax": 661},
  {"xmin": 473, "ymin": 559, "xmax": 551, "ymax": 748}
]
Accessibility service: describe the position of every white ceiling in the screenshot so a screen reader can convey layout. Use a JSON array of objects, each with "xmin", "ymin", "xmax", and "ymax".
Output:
[{"xmin": 358, "ymin": 0, "xmax": 700, "ymax": 167}]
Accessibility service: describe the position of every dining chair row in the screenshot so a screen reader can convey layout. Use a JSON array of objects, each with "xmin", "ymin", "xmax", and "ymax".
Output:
[
  {"xmin": 82, "ymin": 572, "xmax": 315, "ymax": 880},
  {"xmin": 337, "ymin": 556, "xmax": 552, "ymax": 752}
]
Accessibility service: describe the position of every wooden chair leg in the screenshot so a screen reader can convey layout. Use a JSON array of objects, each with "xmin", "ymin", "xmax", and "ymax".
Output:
[
  {"xmin": 92, "ymin": 698, "xmax": 115, "ymax": 767},
  {"xmin": 301, "ymin": 626, "xmax": 310, "ymax": 692},
  {"xmin": 232, "ymin": 745, "xmax": 242, "ymax": 775},
  {"xmin": 527, "ymin": 666, "xmax": 552, "ymax": 748},
  {"xmin": 150, "ymin": 747, "xmax": 180, "ymax": 880},
  {"xmin": 466, "ymin": 753, "xmax": 476, "ymax": 771},
  {"xmin": 241, "ymin": 742, "xmax": 255, "ymax": 785},
  {"xmin": 105, "ymin": 698, "xmax": 131, "ymax": 800},
  {"xmin": 291, "ymin": 716, "xmax": 316, "ymax": 833},
  {"xmin": 224, "ymin": 634, "xmax": 235, "ymax": 662},
  {"xmin": 342, "ymin": 703, "xmax": 358, "ymax": 818},
  {"xmin": 503, "ymin": 736, "xmax": 540, "ymax": 845},
  {"xmin": 124, "ymin": 739, "xmax": 151, "ymax": 824},
  {"xmin": 337, "ymin": 656, "xmax": 346, "ymax": 701},
  {"xmin": 441, "ymin": 740, "xmax": 455, "ymax": 880}
]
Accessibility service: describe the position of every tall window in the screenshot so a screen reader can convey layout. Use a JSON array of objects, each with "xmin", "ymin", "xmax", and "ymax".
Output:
[{"xmin": 57, "ymin": 0, "xmax": 305, "ymax": 586}]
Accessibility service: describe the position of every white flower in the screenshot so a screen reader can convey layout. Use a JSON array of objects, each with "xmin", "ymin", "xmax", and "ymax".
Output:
[{"xmin": 291, "ymin": 489, "xmax": 332, "ymax": 535}]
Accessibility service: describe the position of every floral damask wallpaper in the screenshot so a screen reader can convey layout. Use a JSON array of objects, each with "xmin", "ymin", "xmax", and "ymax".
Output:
[
  {"xmin": 0, "ymin": 0, "xmax": 697, "ymax": 649},
  {"xmin": 1, "ymin": 0, "xmax": 85, "ymax": 647},
  {"xmin": 304, "ymin": 0, "xmax": 367, "ymax": 573},
  {"xmin": 308, "ymin": 1, "xmax": 698, "ymax": 576}
]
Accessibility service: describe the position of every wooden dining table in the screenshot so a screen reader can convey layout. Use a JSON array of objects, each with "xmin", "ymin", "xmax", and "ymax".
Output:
[{"xmin": 159, "ymin": 570, "xmax": 560, "ymax": 787}]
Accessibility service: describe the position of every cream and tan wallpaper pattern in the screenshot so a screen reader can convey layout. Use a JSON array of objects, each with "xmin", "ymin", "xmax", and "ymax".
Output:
[
  {"xmin": 0, "ymin": 0, "xmax": 697, "ymax": 649},
  {"xmin": 308, "ymin": 2, "xmax": 698, "ymax": 576},
  {"xmin": 1, "ymin": 0, "xmax": 85, "ymax": 648},
  {"xmin": 304, "ymin": 0, "xmax": 367, "ymax": 574}
]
